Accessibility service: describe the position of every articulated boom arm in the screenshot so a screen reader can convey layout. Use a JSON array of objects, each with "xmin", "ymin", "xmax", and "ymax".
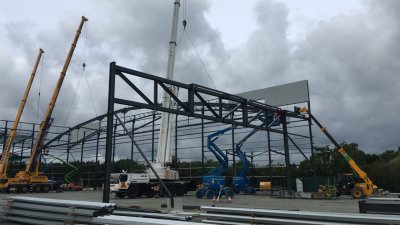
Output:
[
  {"xmin": 0, "ymin": 48, "xmax": 44, "ymax": 178},
  {"xmin": 295, "ymin": 107, "xmax": 373, "ymax": 186},
  {"xmin": 44, "ymin": 154, "xmax": 78, "ymax": 184},
  {"xmin": 236, "ymin": 115, "xmax": 280, "ymax": 177},
  {"xmin": 236, "ymin": 114, "xmax": 281, "ymax": 177},
  {"xmin": 22, "ymin": 17, "xmax": 88, "ymax": 176},
  {"xmin": 206, "ymin": 127, "xmax": 232, "ymax": 176}
]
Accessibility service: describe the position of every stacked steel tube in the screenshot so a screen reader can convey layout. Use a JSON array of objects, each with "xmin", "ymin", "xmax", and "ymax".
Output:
[{"xmin": 3, "ymin": 196, "xmax": 116, "ymax": 224}]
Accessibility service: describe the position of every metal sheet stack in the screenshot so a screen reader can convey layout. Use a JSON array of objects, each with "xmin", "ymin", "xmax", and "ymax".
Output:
[
  {"xmin": 93, "ymin": 215, "xmax": 216, "ymax": 225},
  {"xmin": 201, "ymin": 206, "xmax": 400, "ymax": 225},
  {"xmin": 359, "ymin": 197, "xmax": 400, "ymax": 214},
  {"xmin": 3, "ymin": 196, "xmax": 116, "ymax": 225}
]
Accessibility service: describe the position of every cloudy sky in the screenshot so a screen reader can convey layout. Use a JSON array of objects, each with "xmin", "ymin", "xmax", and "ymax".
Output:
[{"xmin": 0, "ymin": 0, "xmax": 399, "ymax": 154}]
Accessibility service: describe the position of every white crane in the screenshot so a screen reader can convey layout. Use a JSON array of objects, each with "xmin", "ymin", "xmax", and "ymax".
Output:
[{"xmin": 150, "ymin": 0, "xmax": 181, "ymax": 180}]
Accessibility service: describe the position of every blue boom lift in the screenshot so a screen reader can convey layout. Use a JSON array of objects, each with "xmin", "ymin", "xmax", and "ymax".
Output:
[
  {"xmin": 196, "ymin": 127, "xmax": 233, "ymax": 199},
  {"xmin": 232, "ymin": 113, "xmax": 281, "ymax": 194}
]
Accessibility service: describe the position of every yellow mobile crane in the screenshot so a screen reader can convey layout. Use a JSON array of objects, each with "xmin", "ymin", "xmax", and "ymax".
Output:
[
  {"xmin": 295, "ymin": 107, "xmax": 378, "ymax": 198},
  {"xmin": 8, "ymin": 17, "xmax": 88, "ymax": 193},
  {"xmin": 0, "ymin": 49, "xmax": 44, "ymax": 191}
]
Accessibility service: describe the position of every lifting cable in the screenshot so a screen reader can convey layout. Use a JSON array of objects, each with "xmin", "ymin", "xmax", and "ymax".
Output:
[
  {"xmin": 176, "ymin": 0, "xmax": 217, "ymax": 90},
  {"xmin": 63, "ymin": 64, "xmax": 85, "ymax": 126},
  {"xmin": 82, "ymin": 23, "xmax": 98, "ymax": 117},
  {"xmin": 63, "ymin": 22, "xmax": 97, "ymax": 126},
  {"xmin": 185, "ymin": 31, "xmax": 216, "ymax": 89}
]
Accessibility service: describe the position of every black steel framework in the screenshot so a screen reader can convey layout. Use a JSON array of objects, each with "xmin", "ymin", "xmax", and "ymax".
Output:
[
  {"xmin": 103, "ymin": 62, "xmax": 312, "ymax": 203},
  {"xmin": 0, "ymin": 63, "xmax": 315, "ymax": 204}
]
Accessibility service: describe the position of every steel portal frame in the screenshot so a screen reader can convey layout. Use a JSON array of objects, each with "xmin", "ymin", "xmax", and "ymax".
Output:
[
  {"xmin": 0, "ymin": 63, "xmax": 315, "ymax": 204},
  {"xmin": 103, "ymin": 62, "xmax": 312, "ymax": 203}
]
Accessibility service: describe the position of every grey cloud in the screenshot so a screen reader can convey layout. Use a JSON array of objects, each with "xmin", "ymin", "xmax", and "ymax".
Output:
[
  {"xmin": 219, "ymin": 1, "xmax": 291, "ymax": 94},
  {"xmin": 2, "ymin": 0, "xmax": 400, "ymax": 162}
]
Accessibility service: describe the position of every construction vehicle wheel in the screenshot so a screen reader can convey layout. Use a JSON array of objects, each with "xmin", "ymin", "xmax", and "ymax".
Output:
[
  {"xmin": 127, "ymin": 183, "xmax": 140, "ymax": 198},
  {"xmin": 225, "ymin": 188, "xmax": 234, "ymax": 198},
  {"xmin": 116, "ymin": 193, "xmax": 125, "ymax": 198},
  {"xmin": 249, "ymin": 187, "xmax": 256, "ymax": 194},
  {"xmin": 43, "ymin": 185, "xmax": 50, "ymax": 193},
  {"xmin": 195, "ymin": 189, "xmax": 205, "ymax": 198},
  {"xmin": 175, "ymin": 184, "xmax": 185, "ymax": 196},
  {"xmin": 233, "ymin": 187, "xmax": 241, "ymax": 194},
  {"xmin": 205, "ymin": 189, "xmax": 215, "ymax": 199},
  {"xmin": 20, "ymin": 186, "xmax": 29, "ymax": 193},
  {"xmin": 243, "ymin": 188, "xmax": 250, "ymax": 195},
  {"xmin": 351, "ymin": 187, "xmax": 364, "ymax": 199},
  {"xmin": 34, "ymin": 185, "xmax": 41, "ymax": 193},
  {"xmin": 145, "ymin": 189, "xmax": 155, "ymax": 198}
]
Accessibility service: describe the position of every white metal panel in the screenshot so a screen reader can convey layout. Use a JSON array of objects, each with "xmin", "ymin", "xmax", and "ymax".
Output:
[{"xmin": 237, "ymin": 80, "xmax": 309, "ymax": 106}]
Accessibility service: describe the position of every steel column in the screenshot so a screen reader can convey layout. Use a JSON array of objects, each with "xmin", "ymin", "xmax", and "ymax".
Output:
[
  {"xmin": 175, "ymin": 114, "xmax": 178, "ymax": 170},
  {"xmin": 112, "ymin": 123, "xmax": 117, "ymax": 165},
  {"xmin": 281, "ymin": 112, "xmax": 292, "ymax": 190},
  {"xmin": 2, "ymin": 121, "xmax": 8, "ymax": 151},
  {"xmin": 307, "ymin": 100, "xmax": 316, "ymax": 176},
  {"xmin": 231, "ymin": 112, "xmax": 236, "ymax": 176},
  {"xmin": 103, "ymin": 62, "xmax": 116, "ymax": 203},
  {"xmin": 201, "ymin": 107, "xmax": 205, "ymax": 175},
  {"xmin": 20, "ymin": 140, "xmax": 25, "ymax": 169},
  {"xmin": 80, "ymin": 131, "xmax": 86, "ymax": 162},
  {"xmin": 151, "ymin": 112, "xmax": 155, "ymax": 162},
  {"xmin": 96, "ymin": 123, "xmax": 100, "ymax": 163},
  {"xmin": 66, "ymin": 131, "xmax": 70, "ymax": 163},
  {"xmin": 268, "ymin": 130, "xmax": 273, "ymax": 194},
  {"xmin": 131, "ymin": 119, "xmax": 135, "ymax": 162}
]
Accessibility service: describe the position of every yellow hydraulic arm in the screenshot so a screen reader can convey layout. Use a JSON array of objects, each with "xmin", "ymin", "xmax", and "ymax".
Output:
[
  {"xmin": 0, "ymin": 48, "xmax": 44, "ymax": 182},
  {"xmin": 15, "ymin": 17, "xmax": 88, "ymax": 181},
  {"xmin": 295, "ymin": 107, "xmax": 375, "ymax": 197}
]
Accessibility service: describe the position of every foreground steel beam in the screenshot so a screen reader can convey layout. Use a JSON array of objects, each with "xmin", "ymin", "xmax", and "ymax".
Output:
[
  {"xmin": 93, "ymin": 215, "xmax": 214, "ymax": 225},
  {"xmin": 201, "ymin": 206, "xmax": 400, "ymax": 224}
]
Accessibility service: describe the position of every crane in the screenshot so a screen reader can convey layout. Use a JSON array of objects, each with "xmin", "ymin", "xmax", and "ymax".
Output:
[
  {"xmin": 196, "ymin": 127, "xmax": 234, "ymax": 199},
  {"xmin": 295, "ymin": 107, "xmax": 378, "ymax": 198},
  {"xmin": 233, "ymin": 113, "xmax": 281, "ymax": 194},
  {"xmin": 0, "ymin": 48, "xmax": 44, "ymax": 191},
  {"xmin": 151, "ymin": 0, "xmax": 181, "ymax": 181},
  {"xmin": 111, "ymin": 1, "xmax": 188, "ymax": 200},
  {"xmin": 8, "ymin": 17, "xmax": 88, "ymax": 193}
]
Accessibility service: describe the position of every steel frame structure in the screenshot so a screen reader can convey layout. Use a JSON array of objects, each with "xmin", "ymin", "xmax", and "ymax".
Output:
[
  {"xmin": 0, "ymin": 63, "xmax": 315, "ymax": 204},
  {"xmin": 103, "ymin": 62, "xmax": 312, "ymax": 203}
]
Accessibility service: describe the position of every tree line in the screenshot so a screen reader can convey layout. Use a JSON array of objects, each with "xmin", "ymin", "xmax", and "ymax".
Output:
[{"xmin": 4, "ymin": 142, "xmax": 399, "ymax": 192}]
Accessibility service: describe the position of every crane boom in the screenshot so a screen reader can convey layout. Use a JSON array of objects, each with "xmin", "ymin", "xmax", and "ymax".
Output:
[
  {"xmin": 15, "ymin": 17, "xmax": 88, "ymax": 181},
  {"xmin": 157, "ymin": 0, "xmax": 180, "ymax": 166},
  {"xmin": 0, "ymin": 48, "xmax": 44, "ymax": 181},
  {"xmin": 295, "ymin": 107, "xmax": 375, "ymax": 197}
]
